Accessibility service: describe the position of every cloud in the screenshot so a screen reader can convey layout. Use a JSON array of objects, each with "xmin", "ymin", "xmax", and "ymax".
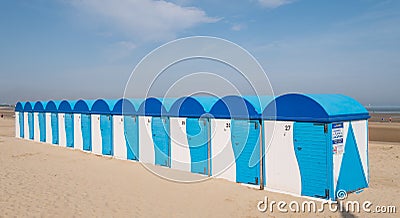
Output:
[
  {"xmin": 258, "ymin": 0, "xmax": 295, "ymax": 9},
  {"xmin": 231, "ymin": 23, "xmax": 246, "ymax": 31},
  {"xmin": 69, "ymin": 0, "xmax": 219, "ymax": 41}
]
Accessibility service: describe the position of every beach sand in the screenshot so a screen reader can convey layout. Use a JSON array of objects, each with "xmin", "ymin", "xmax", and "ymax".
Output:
[{"xmin": 0, "ymin": 116, "xmax": 399, "ymax": 217}]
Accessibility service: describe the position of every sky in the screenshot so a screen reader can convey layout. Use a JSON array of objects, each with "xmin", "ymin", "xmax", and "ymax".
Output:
[{"xmin": 0, "ymin": 0, "xmax": 399, "ymax": 106}]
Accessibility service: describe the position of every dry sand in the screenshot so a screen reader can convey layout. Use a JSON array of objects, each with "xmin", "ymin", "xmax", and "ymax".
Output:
[{"xmin": 0, "ymin": 117, "xmax": 399, "ymax": 217}]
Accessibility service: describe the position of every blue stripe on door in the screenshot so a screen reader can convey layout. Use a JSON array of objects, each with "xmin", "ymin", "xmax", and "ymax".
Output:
[
  {"xmin": 151, "ymin": 117, "xmax": 170, "ymax": 167},
  {"xmin": 28, "ymin": 112, "xmax": 34, "ymax": 140},
  {"xmin": 293, "ymin": 122, "xmax": 330, "ymax": 199},
  {"xmin": 101, "ymin": 115, "xmax": 113, "ymax": 155},
  {"xmin": 186, "ymin": 118, "xmax": 209, "ymax": 175},
  {"xmin": 65, "ymin": 113, "xmax": 74, "ymax": 148},
  {"xmin": 81, "ymin": 114, "xmax": 92, "ymax": 151},
  {"xmin": 231, "ymin": 119, "xmax": 260, "ymax": 185},
  {"xmin": 19, "ymin": 113, "xmax": 24, "ymax": 138},
  {"xmin": 39, "ymin": 113, "xmax": 46, "ymax": 142},
  {"xmin": 51, "ymin": 113, "xmax": 59, "ymax": 144},
  {"xmin": 124, "ymin": 116, "xmax": 139, "ymax": 160}
]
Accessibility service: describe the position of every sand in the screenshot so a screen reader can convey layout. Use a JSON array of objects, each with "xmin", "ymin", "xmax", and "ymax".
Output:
[{"xmin": 0, "ymin": 117, "xmax": 399, "ymax": 217}]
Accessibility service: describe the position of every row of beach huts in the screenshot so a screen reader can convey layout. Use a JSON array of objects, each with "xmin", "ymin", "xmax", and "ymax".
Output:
[{"xmin": 15, "ymin": 93, "xmax": 370, "ymax": 200}]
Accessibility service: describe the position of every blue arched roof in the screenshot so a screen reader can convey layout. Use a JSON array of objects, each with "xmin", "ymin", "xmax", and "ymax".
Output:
[
  {"xmin": 23, "ymin": 102, "xmax": 33, "ymax": 112},
  {"xmin": 137, "ymin": 97, "xmax": 168, "ymax": 116},
  {"xmin": 73, "ymin": 99, "xmax": 91, "ymax": 114},
  {"xmin": 262, "ymin": 93, "xmax": 370, "ymax": 122},
  {"xmin": 209, "ymin": 95, "xmax": 260, "ymax": 119},
  {"xmin": 45, "ymin": 100, "xmax": 60, "ymax": 113},
  {"xmin": 112, "ymin": 98, "xmax": 136, "ymax": 115},
  {"xmin": 168, "ymin": 96, "xmax": 219, "ymax": 117},
  {"xmin": 15, "ymin": 102, "xmax": 24, "ymax": 112},
  {"xmin": 33, "ymin": 101, "xmax": 45, "ymax": 112},
  {"xmin": 58, "ymin": 100, "xmax": 74, "ymax": 113},
  {"xmin": 91, "ymin": 99, "xmax": 117, "ymax": 115}
]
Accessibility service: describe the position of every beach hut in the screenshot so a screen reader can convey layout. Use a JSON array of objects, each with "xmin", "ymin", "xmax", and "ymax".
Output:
[
  {"xmin": 262, "ymin": 93, "xmax": 370, "ymax": 200},
  {"xmin": 23, "ymin": 102, "xmax": 34, "ymax": 140},
  {"xmin": 45, "ymin": 101, "xmax": 59, "ymax": 145},
  {"xmin": 91, "ymin": 99, "xmax": 114, "ymax": 156},
  {"xmin": 208, "ymin": 96, "xmax": 263, "ymax": 186},
  {"xmin": 33, "ymin": 101, "xmax": 46, "ymax": 142},
  {"xmin": 111, "ymin": 98, "xmax": 140, "ymax": 160},
  {"xmin": 137, "ymin": 98, "xmax": 170, "ymax": 167},
  {"xmin": 168, "ymin": 96, "xmax": 218, "ymax": 175},
  {"xmin": 15, "ymin": 102, "xmax": 24, "ymax": 138},
  {"xmin": 58, "ymin": 100, "xmax": 75, "ymax": 148},
  {"xmin": 73, "ymin": 99, "xmax": 93, "ymax": 151}
]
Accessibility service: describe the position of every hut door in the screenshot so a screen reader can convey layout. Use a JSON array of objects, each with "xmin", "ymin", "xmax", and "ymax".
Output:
[
  {"xmin": 124, "ymin": 115, "xmax": 139, "ymax": 160},
  {"xmin": 39, "ymin": 113, "xmax": 46, "ymax": 142},
  {"xmin": 231, "ymin": 119, "xmax": 260, "ymax": 185},
  {"xmin": 81, "ymin": 114, "xmax": 92, "ymax": 151},
  {"xmin": 51, "ymin": 113, "xmax": 59, "ymax": 144},
  {"xmin": 293, "ymin": 122, "xmax": 330, "ymax": 199},
  {"xmin": 65, "ymin": 113, "xmax": 74, "ymax": 148},
  {"xmin": 152, "ymin": 117, "xmax": 170, "ymax": 167},
  {"xmin": 19, "ymin": 112, "xmax": 24, "ymax": 138},
  {"xmin": 101, "ymin": 115, "xmax": 113, "ymax": 155},
  {"xmin": 28, "ymin": 112, "xmax": 34, "ymax": 140},
  {"xmin": 186, "ymin": 118, "xmax": 209, "ymax": 175}
]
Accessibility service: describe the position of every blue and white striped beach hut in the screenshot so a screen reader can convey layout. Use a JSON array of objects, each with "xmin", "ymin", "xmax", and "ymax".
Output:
[
  {"xmin": 23, "ymin": 102, "xmax": 34, "ymax": 140},
  {"xmin": 262, "ymin": 93, "xmax": 370, "ymax": 200},
  {"xmin": 168, "ymin": 96, "xmax": 219, "ymax": 175},
  {"xmin": 58, "ymin": 100, "xmax": 75, "ymax": 148},
  {"xmin": 15, "ymin": 102, "xmax": 24, "ymax": 138},
  {"xmin": 73, "ymin": 99, "xmax": 94, "ymax": 152},
  {"xmin": 111, "ymin": 98, "xmax": 140, "ymax": 160},
  {"xmin": 33, "ymin": 101, "xmax": 46, "ymax": 142},
  {"xmin": 137, "ymin": 97, "xmax": 171, "ymax": 167},
  {"xmin": 90, "ymin": 99, "xmax": 115, "ymax": 156},
  {"xmin": 44, "ymin": 101, "xmax": 60, "ymax": 145}
]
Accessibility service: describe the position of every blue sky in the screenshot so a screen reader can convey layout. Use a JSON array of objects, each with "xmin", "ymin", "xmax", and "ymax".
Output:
[{"xmin": 0, "ymin": 0, "xmax": 399, "ymax": 105}]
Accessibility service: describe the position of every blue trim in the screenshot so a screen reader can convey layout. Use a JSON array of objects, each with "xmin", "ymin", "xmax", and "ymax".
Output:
[
  {"xmin": 112, "ymin": 98, "xmax": 136, "ymax": 115},
  {"xmin": 210, "ymin": 96, "xmax": 260, "ymax": 119},
  {"xmin": 263, "ymin": 94, "xmax": 370, "ymax": 122},
  {"xmin": 137, "ymin": 98, "xmax": 168, "ymax": 116}
]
